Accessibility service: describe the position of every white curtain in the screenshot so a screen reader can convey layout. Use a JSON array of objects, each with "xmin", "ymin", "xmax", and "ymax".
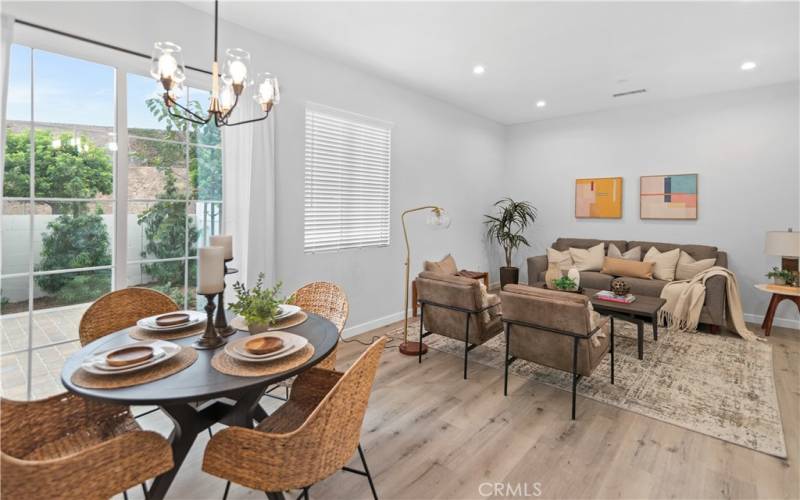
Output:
[
  {"xmin": 1, "ymin": 14, "xmax": 14, "ymax": 194},
  {"xmin": 221, "ymin": 99, "xmax": 277, "ymax": 294}
]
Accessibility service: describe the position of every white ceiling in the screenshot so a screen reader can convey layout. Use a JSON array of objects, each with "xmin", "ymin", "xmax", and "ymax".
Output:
[{"xmin": 186, "ymin": 1, "xmax": 799, "ymax": 125}]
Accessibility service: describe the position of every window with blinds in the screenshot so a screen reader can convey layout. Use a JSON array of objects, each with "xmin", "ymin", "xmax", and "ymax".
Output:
[{"xmin": 304, "ymin": 103, "xmax": 392, "ymax": 253}]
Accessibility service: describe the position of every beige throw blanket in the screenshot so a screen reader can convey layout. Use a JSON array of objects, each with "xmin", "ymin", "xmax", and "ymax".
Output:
[{"xmin": 659, "ymin": 266, "xmax": 760, "ymax": 341}]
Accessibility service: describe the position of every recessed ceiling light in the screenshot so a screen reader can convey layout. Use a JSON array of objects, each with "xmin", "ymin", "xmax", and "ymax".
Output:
[
  {"xmin": 473, "ymin": 65, "xmax": 485, "ymax": 75},
  {"xmin": 536, "ymin": 100, "xmax": 547, "ymax": 108},
  {"xmin": 741, "ymin": 61, "xmax": 757, "ymax": 71}
]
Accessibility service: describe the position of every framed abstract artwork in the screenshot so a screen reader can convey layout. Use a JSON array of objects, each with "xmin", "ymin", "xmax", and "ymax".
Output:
[
  {"xmin": 640, "ymin": 174, "xmax": 698, "ymax": 220},
  {"xmin": 575, "ymin": 177, "xmax": 623, "ymax": 218}
]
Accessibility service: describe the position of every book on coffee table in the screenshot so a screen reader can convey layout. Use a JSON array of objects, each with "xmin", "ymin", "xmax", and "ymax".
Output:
[{"xmin": 594, "ymin": 290, "xmax": 637, "ymax": 304}]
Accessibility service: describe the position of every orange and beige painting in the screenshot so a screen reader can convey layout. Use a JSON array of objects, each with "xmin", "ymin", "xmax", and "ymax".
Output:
[
  {"xmin": 640, "ymin": 174, "xmax": 698, "ymax": 220},
  {"xmin": 575, "ymin": 177, "xmax": 623, "ymax": 218}
]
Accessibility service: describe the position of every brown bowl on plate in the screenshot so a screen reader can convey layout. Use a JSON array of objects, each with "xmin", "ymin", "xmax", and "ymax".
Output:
[
  {"xmin": 155, "ymin": 313, "xmax": 191, "ymax": 327},
  {"xmin": 245, "ymin": 337, "xmax": 284, "ymax": 355},
  {"xmin": 106, "ymin": 346, "xmax": 155, "ymax": 367}
]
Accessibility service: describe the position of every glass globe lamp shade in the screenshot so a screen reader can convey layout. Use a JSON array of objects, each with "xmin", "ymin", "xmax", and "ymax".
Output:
[
  {"xmin": 150, "ymin": 42, "xmax": 186, "ymax": 90},
  {"xmin": 253, "ymin": 73, "xmax": 279, "ymax": 112},
  {"xmin": 222, "ymin": 48, "xmax": 251, "ymax": 93},
  {"xmin": 219, "ymin": 84, "xmax": 235, "ymax": 112},
  {"xmin": 426, "ymin": 208, "xmax": 451, "ymax": 229}
]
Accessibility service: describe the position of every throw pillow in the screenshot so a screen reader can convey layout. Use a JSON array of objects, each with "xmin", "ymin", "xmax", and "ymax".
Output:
[
  {"xmin": 424, "ymin": 254, "xmax": 458, "ymax": 275},
  {"xmin": 479, "ymin": 282, "xmax": 501, "ymax": 323},
  {"xmin": 675, "ymin": 251, "xmax": 716, "ymax": 281},
  {"xmin": 601, "ymin": 257, "xmax": 654, "ymax": 279},
  {"xmin": 643, "ymin": 247, "xmax": 681, "ymax": 281},
  {"xmin": 607, "ymin": 243, "xmax": 642, "ymax": 261},
  {"xmin": 547, "ymin": 247, "xmax": 574, "ymax": 271},
  {"xmin": 569, "ymin": 243, "xmax": 605, "ymax": 271}
]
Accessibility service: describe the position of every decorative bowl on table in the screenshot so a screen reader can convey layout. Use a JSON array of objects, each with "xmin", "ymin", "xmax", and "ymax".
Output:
[
  {"xmin": 137, "ymin": 311, "xmax": 205, "ymax": 332},
  {"xmin": 610, "ymin": 278, "xmax": 631, "ymax": 296}
]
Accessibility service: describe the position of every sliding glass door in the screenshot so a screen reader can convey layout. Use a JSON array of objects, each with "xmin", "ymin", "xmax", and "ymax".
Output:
[{"xmin": 1, "ymin": 43, "xmax": 223, "ymax": 400}]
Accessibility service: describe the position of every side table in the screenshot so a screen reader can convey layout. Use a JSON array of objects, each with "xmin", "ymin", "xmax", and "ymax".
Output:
[
  {"xmin": 755, "ymin": 283, "xmax": 800, "ymax": 336},
  {"xmin": 412, "ymin": 270, "xmax": 489, "ymax": 317}
]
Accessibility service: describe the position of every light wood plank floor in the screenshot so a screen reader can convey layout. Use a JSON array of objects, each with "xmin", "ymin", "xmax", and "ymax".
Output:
[{"xmin": 125, "ymin": 321, "xmax": 799, "ymax": 500}]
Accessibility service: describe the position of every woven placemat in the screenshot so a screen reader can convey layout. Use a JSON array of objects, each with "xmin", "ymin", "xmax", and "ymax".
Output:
[
  {"xmin": 230, "ymin": 312, "xmax": 308, "ymax": 333},
  {"xmin": 129, "ymin": 323, "xmax": 206, "ymax": 341},
  {"xmin": 211, "ymin": 344, "xmax": 315, "ymax": 377},
  {"xmin": 71, "ymin": 346, "xmax": 198, "ymax": 389}
]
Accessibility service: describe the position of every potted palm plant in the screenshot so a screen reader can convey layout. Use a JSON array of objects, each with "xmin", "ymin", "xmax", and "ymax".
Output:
[{"xmin": 484, "ymin": 198, "xmax": 538, "ymax": 288}]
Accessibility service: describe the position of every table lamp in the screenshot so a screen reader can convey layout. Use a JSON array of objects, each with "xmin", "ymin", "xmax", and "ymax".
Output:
[
  {"xmin": 399, "ymin": 206, "xmax": 450, "ymax": 356},
  {"xmin": 765, "ymin": 228, "xmax": 800, "ymax": 284}
]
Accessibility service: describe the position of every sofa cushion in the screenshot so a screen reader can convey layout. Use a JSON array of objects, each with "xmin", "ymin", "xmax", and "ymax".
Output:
[
  {"xmin": 424, "ymin": 254, "xmax": 458, "ymax": 275},
  {"xmin": 628, "ymin": 241, "xmax": 718, "ymax": 261},
  {"xmin": 615, "ymin": 277, "xmax": 668, "ymax": 297},
  {"xmin": 569, "ymin": 243, "xmax": 605, "ymax": 271},
  {"xmin": 607, "ymin": 243, "xmax": 641, "ymax": 261},
  {"xmin": 553, "ymin": 238, "xmax": 627, "ymax": 254},
  {"xmin": 547, "ymin": 247, "xmax": 574, "ymax": 271},
  {"xmin": 675, "ymin": 251, "xmax": 716, "ymax": 280},
  {"xmin": 643, "ymin": 247, "xmax": 681, "ymax": 281},
  {"xmin": 601, "ymin": 257, "xmax": 654, "ymax": 279},
  {"xmin": 579, "ymin": 271, "xmax": 614, "ymax": 290}
]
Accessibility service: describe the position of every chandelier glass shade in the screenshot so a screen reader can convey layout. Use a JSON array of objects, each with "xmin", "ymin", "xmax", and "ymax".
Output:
[{"xmin": 150, "ymin": 0, "xmax": 278, "ymax": 127}]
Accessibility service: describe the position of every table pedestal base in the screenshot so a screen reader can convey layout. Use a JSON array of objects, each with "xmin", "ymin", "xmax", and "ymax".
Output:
[
  {"xmin": 761, "ymin": 293, "xmax": 800, "ymax": 336},
  {"xmin": 147, "ymin": 387, "xmax": 269, "ymax": 500}
]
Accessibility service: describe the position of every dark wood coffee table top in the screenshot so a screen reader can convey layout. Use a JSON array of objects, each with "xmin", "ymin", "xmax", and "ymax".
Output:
[
  {"xmin": 584, "ymin": 288, "xmax": 666, "ymax": 316},
  {"xmin": 530, "ymin": 282, "xmax": 665, "ymax": 316}
]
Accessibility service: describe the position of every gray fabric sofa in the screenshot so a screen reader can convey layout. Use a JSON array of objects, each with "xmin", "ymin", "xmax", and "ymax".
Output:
[{"xmin": 526, "ymin": 238, "xmax": 727, "ymax": 331}]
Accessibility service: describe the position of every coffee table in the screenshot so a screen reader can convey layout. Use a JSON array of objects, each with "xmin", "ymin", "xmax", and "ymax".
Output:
[{"xmin": 532, "ymin": 283, "xmax": 665, "ymax": 360}]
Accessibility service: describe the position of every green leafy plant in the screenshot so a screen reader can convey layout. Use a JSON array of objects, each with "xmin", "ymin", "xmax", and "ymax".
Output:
[
  {"xmin": 229, "ymin": 274, "xmax": 287, "ymax": 326},
  {"xmin": 484, "ymin": 198, "xmax": 538, "ymax": 268},
  {"xmin": 552, "ymin": 275, "xmax": 578, "ymax": 291},
  {"xmin": 766, "ymin": 267, "xmax": 796, "ymax": 285}
]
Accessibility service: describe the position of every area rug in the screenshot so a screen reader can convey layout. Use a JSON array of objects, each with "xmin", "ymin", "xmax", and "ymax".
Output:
[{"xmin": 393, "ymin": 317, "xmax": 787, "ymax": 458}]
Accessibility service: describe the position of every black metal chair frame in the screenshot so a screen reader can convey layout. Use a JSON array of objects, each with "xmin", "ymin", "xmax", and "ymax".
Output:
[
  {"xmin": 417, "ymin": 299, "xmax": 496, "ymax": 379},
  {"xmin": 502, "ymin": 316, "xmax": 616, "ymax": 420},
  {"xmin": 220, "ymin": 443, "xmax": 378, "ymax": 500}
]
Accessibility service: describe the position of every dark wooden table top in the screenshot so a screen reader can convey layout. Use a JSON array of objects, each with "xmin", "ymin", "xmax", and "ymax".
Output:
[
  {"xmin": 61, "ymin": 313, "xmax": 338, "ymax": 406},
  {"xmin": 530, "ymin": 282, "xmax": 665, "ymax": 316}
]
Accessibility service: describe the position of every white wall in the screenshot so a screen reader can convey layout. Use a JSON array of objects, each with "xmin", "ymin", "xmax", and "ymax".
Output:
[
  {"xmin": 2, "ymin": 1, "xmax": 506, "ymax": 333},
  {"xmin": 504, "ymin": 82, "xmax": 800, "ymax": 327}
]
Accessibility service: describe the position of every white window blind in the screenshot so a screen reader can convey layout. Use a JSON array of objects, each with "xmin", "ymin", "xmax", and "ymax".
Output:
[{"xmin": 304, "ymin": 103, "xmax": 392, "ymax": 253}]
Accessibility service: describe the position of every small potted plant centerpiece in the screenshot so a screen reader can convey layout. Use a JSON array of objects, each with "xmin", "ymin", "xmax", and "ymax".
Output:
[
  {"xmin": 229, "ymin": 273, "xmax": 293, "ymax": 333},
  {"xmin": 484, "ymin": 198, "xmax": 538, "ymax": 288},
  {"xmin": 552, "ymin": 275, "xmax": 580, "ymax": 293}
]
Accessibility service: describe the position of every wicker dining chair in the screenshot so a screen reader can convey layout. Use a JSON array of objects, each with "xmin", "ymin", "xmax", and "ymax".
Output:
[
  {"xmin": 203, "ymin": 337, "xmax": 388, "ymax": 500},
  {"xmin": 290, "ymin": 282, "xmax": 349, "ymax": 370},
  {"xmin": 79, "ymin": 287, "xmax": 179, "ymax": 346},
  {"xmin": 1, "ymin": 392, "xmax": 173, "ymax": 500}
]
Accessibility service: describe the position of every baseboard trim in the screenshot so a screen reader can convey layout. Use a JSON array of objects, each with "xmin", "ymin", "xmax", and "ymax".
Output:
[
  {"xmin": 342, "ymin": 310, "xmax": 406, "ymax": 339},
  {"xmin": 744, "ymin": 313, "xmax": 800, "ymax": 330}
]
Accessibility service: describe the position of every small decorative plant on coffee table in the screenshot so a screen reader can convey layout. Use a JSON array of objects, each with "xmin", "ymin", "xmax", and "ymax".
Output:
[
  {"xmin": 229, "ymin": 273, "xmax": 292, "ymax": 333},
  {"xmin": 552, "ymin": 275, "xmax": 579, "ymax": 292}
]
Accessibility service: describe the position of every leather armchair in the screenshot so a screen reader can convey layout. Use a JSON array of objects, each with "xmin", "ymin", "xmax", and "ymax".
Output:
[
  {"xmin": 415, "ymin": 271, "xmax": 503, "ymax": 379},
  {"xmin": 500, "ymin": 284, "xmax": 613, "ymax": 419}
]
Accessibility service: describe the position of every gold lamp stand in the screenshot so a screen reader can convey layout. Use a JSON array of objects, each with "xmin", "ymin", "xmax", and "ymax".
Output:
[{"xmin": 399, "ymin": 205, "xmax": 449, "ymax": 356}]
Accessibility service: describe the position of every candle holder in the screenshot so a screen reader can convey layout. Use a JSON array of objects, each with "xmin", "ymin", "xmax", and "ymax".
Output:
[
  {"xmin": 214, "ymin": 259, "xmax": 238, "ymax": 337},
  {"xmin": 194, "ymin": 293, "xmax": 226, "ymax": 350}
]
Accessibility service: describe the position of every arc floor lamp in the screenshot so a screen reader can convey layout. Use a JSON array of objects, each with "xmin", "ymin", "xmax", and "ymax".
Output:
[{"xmin": 399, "ymin": 206, "xmax": 451, "ymax": 356}]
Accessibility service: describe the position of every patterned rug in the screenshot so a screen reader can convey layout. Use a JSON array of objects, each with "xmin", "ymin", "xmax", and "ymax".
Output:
[{"xmin": 393, "ymin": 317, "xmax": 787, "ymax": 458}]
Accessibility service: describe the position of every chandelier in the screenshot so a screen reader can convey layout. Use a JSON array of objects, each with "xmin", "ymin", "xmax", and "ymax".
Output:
[{"xmin": 150, "ymin": 0, "xmax": 279, "ymax": 127}]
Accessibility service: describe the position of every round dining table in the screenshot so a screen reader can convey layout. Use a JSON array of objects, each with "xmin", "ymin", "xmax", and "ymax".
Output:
[{"xmin": 61, "ymin": 312, "xmax": 339, "ymax": 500}]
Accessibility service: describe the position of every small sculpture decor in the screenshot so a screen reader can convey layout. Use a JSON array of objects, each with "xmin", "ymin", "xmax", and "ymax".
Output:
[{"xmin": 610, "ymin": 278, "xmax": 631, "ymax": 296}]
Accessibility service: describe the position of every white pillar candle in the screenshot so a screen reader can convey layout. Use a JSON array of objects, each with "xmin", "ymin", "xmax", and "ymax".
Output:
[
  {"xmin": 198, "ymin": 246, "xmax": 225, "ymax": 294},
  {"xmin": 210, "ymin": 234, "xmax": 233, "ymax": 260}
]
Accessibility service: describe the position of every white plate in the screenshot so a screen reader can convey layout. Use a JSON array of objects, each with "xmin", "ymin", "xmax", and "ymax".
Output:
[
  {"xmin": 81, "ymin": 340, "xmax": 181, "ymax": 375},
  {"xmin": 137, "ymin": 311, "xmax": 206, "ymax": 332},
  {"xmin": 275, "ymin": 304, "xmax": 301, "ymax": 320},
  {"xmin": 225, "ymin": 332, "xmax": 308, "ymax": 363}
]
